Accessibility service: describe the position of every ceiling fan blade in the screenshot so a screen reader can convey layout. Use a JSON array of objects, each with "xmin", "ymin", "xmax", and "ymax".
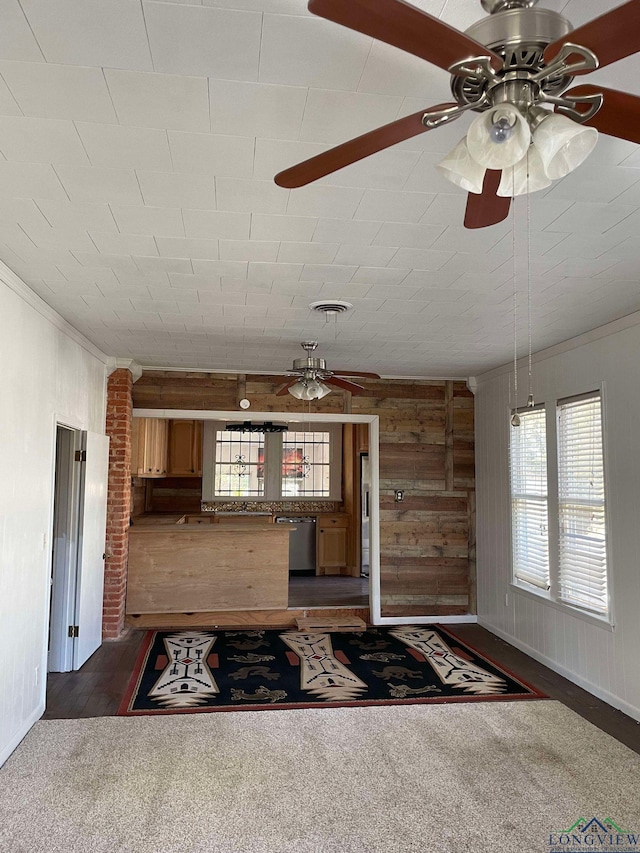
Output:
[
  {"xmin": 331, "ymin": 370, "xmax": 381, "ymax": 379},
  {"xmin": 309, "ymin": 0, "xmax": 502, "ymax": 73},
  {"xmin": 275, "ymin": 105, "xmax": 455, "ymax": 188},
  {"xmin": 544, "ymin": 0, "xmax": 640, "ymax": 72},
  {"xmin": 326, "ymin": 376, "xmax": 366, "ymax": 395},
  {"xmin": 464, "ymin": 170, "xmax": 511, "ymax": 230},
  {"xmin": 565, "ymin": 84, "xmax": 640, "ymax": 144},
  {"xmin": 275, "ymin": 379, "xmax": 298, "ymax": 396}
]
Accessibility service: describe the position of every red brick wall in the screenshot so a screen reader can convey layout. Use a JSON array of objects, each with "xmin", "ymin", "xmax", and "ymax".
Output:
[{"xmin": 103, "ymin": 368, "xmax": 133, "ymax": 639}]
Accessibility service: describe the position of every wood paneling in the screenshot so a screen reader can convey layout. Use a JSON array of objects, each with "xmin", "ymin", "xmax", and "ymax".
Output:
[
  {"xmin": 127, "ymin": 525, "xmax": 290, "ymax": 613},
  {"xmin": 132, "ymin": 371, "xmax": 476, "ymax": 617}
]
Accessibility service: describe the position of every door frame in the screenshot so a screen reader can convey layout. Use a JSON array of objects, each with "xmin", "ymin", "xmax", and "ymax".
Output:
[{"xmin": 49, "ymin": 422, "xmax": 83, "ymax": 672}]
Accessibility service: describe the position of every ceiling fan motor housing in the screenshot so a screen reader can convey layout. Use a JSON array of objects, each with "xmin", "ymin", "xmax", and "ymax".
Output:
[{"xmin": 452, "ymin": 7, "xmax": 573, "ymax": 109}]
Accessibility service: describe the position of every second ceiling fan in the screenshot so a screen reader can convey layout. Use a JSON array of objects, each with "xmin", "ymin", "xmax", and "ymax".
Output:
[{"xmin": 274, "ymin": 0, "xmax": 640, "ymax": 229}]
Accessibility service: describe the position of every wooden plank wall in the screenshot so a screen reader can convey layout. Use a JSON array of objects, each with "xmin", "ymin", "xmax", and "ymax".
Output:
[{"xmin": 132, "ymin": 372, "xmax": 475, "ymax": 616}]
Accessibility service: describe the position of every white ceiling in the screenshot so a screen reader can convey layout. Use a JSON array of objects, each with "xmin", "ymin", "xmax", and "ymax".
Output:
[{"xmin": 1, "ymin": 0, "xmax": 640, "ymax": 377}]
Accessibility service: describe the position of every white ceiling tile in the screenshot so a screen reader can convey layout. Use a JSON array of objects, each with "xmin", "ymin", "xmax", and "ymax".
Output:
[
  {"xmin": 543, "ymin": 202, "xmax": 636, "ymax": 234},
  {"xmin": 334, "ymin": 245, "xmax": 398, "ymax": 267},
  {"xmin": 253, "ymin": 138, "xmax": 327, "ymax": 182},
  {"xmin": 350, "ymin": 266, "xmax": 410, "ymax": 286},
  {"xmin": 192, "ymin": 259, "xmax": 248, "ymax": 278},
  {"xmin": 216, "ymin": 178, "xmax": 288, "ymax": 214},
  {"xmin": 75, "ymin": 123, "xmax": 172, "ymax": 171},
  {"xmin": 110, "ymin": 205, "xmax": 183, "ymax": 238},
  {"xmin": 431, "ymin": 224, "xmax": 508, "ymax": 254},
  {"xmin": 0, "ymin": 161, "xmax": 67, "ymax": 201},
  {"xmin": 0, "ymin": 198, "xmax": 50, "ymax": 231},
  {"xmin": 259, "ymin": 14, "xmax": 370, "ymax": 90},
  {"xmin": 300, "ymin": 264, "xmax": 356, "ymax": 283},
  {"xmin": 72, "ymin": 251, "xmax": 140, "ymax": 273},
  {"xmin": 168, "ymin": 273, "xmax": 217, "ymax": 291},
  {"xmin": 594, "ymin": 259, "xmax": 640, "ymax": 281},
  {"xmin": 247, "ymin": 261, "xmax": 301, "ymax": 282},
  {"xmin": 204, "ymin": 0, "xmax": 309, "ymax": 12},
  {"xmin": 89, "ymin": 231, "xmax": 159, "ymax": 257},
  {"xmin": 219, "ymin": 239, "xmax": 279, "ymax": 262},
  {"xmin": 20, "ymin": 0, "xmax": 153, "ymax": 70},
  {"xmin": 0, "ymin": 60, "xmax": 117, "ymax": 122},
  {"xmin": 277, "ymin": 242, "xmax": 338, "ymax": 265},
  {"xmin": 57, "ymin": 264, "xmax": 118, "ymax": 284},
  {"xmin": 209, "ymin": 80, "xmax": 308, "ymax": 140},
  {"xmin": 354, "ymin": 190, "xmax": 433, "ymax": 223},
  {"xmin": 35, "ymin": 199, "xmax": 116, "ymax": 232},
  {"xmin": 143, "ymin": 2, "xmax": 261, "ymax": 80},
  {"xmin": 0, "ymin": 116, "xmax": 88, "ymax": 165},
  {"xmin": 546, "ymin": 164, "xmax": 640, "ymax": 204},
  {"xmin": 312, "ymin": 218, "xmax": 382, "ymax": 245},
  {"xmin": 358, "ymin": 40, "xmax": 451, "ymax": 100},
  {"xmin": 104, "ymin": 69, "xmax": 210, "ymax": 132},
  {"xmin": 134, "ymin": 255, "xmax": 194, "ymax": 274},
  {"xmin": 22, "ymin": 225, "xmax": 96, "ymax": 252},
  {"xmin": 183, "ymin": 209, "xmax": 250, "ymax": 240},
  {"xmin": 374, "ymin": 222, "xmax": 444, "ymax": 250},
  {"xmin": 300, "ymin": 90, "xmax": 403, "ymax": 145},
  {"xmin": 0, "ymin": 74, "xmax": 21, "ymax": 116},
  {"xmin": 0, "ymin": 1, "xmax": 45, "ymax": 61},
  {"xmin": 137, "ymin": 171, "xmax": 216, "ymax": 209},
  {"xmin": 167, "ymin": 131, "xmax": 254, "ymax": 178},
  {"xmin": 250, "ymin": 214, "xmax": 317, "ymax": 243},
  {"xmin": 388, "ymin": 247, "xmax": 453, "ymax": 270},
  {"xmin": 286, "ymin": 185, "xmax": 364, "ymax": 219},
  {"xmin": 55, "ymin": 165, "xmax": 143, "ymax": 205},
  {"xmin": 540, "ymin": 230, "xmax": 629, "ymax": 261},
  {"xmin": 156, "ymin": 236, "xmax": 219, "ymax": 260}
]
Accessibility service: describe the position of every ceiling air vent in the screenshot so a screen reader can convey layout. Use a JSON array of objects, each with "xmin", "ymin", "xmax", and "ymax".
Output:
[{"xmin": 309, "ymin": 300, "xmax": 353, "ymax": 316}]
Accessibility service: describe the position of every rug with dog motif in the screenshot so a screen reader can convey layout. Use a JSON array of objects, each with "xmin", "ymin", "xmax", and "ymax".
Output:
[{"xmin": 118, "ymin": 626, "xmax": 545, "ymax": 714}]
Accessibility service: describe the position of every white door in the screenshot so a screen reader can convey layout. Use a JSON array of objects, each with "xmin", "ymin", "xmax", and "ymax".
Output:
[{"xmin": 73, "ymin": 431, "xmax": 110, "ymax": 669}]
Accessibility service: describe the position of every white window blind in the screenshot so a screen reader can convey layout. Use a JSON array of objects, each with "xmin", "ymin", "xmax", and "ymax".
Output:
[
  {"xmin": 510, "ymin": 407, "xmax": 550, "ymax": 590},
  {"xmin": 557, "ymin": 394, "xmax": 608, "ymax": 616}
]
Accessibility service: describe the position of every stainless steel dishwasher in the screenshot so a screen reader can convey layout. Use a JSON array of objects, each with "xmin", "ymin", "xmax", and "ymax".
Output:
[{"xmin": 275, "ymin": 516, "xmax": 317, "ymax": 574}]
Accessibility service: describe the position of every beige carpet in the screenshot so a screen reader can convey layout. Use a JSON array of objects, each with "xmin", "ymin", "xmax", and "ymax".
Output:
[{"xmin": 1, "ymin": 701, "xmax": 639, "ymax": 852}]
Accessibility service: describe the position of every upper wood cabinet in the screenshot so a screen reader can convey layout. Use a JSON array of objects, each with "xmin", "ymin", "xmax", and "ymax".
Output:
[
  {"xmin": 132, "ymin": 417, "xmax": 168, "ymax": 478},
  {"xmin": 167, "ymin": 420, "xmax": 202, "ymax": 477}
]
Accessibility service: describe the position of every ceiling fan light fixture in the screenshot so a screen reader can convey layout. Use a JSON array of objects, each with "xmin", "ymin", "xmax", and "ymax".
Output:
[
  {"xmin": 288, "ymin": 378, "xmax": 331, "ymax": 400},
  {"xmin": 436, "ymin": 138, "xmax": 486, "ymax": 193},
  {"xmin": 532, "ymin": 113, "xmax": 598, "ymax": 180},
  {"xmin": 467, "ymin": 105, "xmax": 531, "ymax": 169},
  {"xmin": 497, "ymin": 144, "xmax": 551, "ymax": 197}
]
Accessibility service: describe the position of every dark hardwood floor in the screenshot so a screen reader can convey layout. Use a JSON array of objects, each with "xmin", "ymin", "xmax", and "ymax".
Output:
[
  {"xmin": 44, "ymin": 624, "xmax": 640, "ymax": 757},
  {"xmin": 288, "ymin": 575, "xmax": 369, "ymax": 607}
]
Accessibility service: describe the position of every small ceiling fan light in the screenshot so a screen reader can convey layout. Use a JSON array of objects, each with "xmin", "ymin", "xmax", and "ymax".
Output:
[
  {"xmin": 288, "ymin": 380, "xmax": 308, "ymax": 400},
  {"xmin": 533, "ymin": 114, "xmax": 598, "ymax": 180},
  {"xmin": 306, "ymin": 379, "xmax": 331, "ymax": 400},
  {"xmin": 497, "ymin": 145, "xmax": 551, "ymax": 197},
  {"xmin": 436, "ymin": 138, "xmax": 486, "ymax": 194},
  {"xmin": 467, "ymin": 105, "xmax": 531, "ymax": 169}
]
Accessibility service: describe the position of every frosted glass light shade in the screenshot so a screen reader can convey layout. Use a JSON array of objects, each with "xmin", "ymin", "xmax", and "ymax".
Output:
[
  {"xmin": 467, "ymin": 105, "xmax": 531, "ymax": 169},
  {"xmin": 288, "ymin": 379, "xmax": 331, "ymax": 400},
  {"xmin": 533, "ymin": 113, "xmax": 598, "ymax": 180},
  {"xmin": 497, "ymin": 145, "xmax": 552, "ymax": 197},
  {"xmin": 436, "ymin": 138, "xmax": 486, "ymax": 194}
]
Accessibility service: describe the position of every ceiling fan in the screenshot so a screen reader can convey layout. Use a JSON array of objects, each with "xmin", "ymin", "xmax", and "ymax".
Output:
[
  {"xmin": 274, "ymin": 341, "xmax": 380, "ymax": 399},
  {"xmin": 274, "ymin": 0, "xmax": 640, "ymax": 228}
]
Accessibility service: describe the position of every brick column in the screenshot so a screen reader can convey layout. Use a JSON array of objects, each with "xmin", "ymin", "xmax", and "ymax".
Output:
[{"xmin": 103, "ymin": 368, "xmax": 133, "ymax": 639}]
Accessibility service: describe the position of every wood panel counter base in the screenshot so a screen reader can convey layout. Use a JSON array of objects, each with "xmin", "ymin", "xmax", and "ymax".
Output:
[
  {"xmin": 126, "ymin": 524, "xmax": 290, "ymax": 614},
  {"xmin": 126, "ymin": 607, "xmax": 371, "ymax": 630}
]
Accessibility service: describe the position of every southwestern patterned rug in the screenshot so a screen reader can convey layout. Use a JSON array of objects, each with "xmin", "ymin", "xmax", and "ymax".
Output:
[{"xmin": 119, "ymin": 626, "xmax": 545, "ymax": 715}]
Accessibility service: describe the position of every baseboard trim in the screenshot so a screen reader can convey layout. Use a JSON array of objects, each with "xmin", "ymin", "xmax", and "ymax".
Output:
[
  {"xmin": 0, "ymin": 701, "xmax": 45, "ymax": 768},
  {"xmin": 478, "ymin": 619, "xmax": 640, "ymax": 724}
]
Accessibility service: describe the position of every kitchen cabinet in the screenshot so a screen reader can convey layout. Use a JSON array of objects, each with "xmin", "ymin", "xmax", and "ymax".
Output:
[
  {"xmin": 167, "ymin": 419, "xmax": 202, "ymax": 477},
  {"xmin": 132, "ymin": 417, "xmax": 168, "ymax": 478},
  {"xmin": 317, "ymin": 515, "xmax": 348, "ymax": 575}
]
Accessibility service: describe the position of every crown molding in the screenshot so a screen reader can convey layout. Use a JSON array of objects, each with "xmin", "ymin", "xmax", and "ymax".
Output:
[
  {"xmin": 108, "ymin": 358, "xmax": 143, "ymax": 382},
  {"xmin": 0, "ymin": 258, "xmax": 110, "ymax": 365}
]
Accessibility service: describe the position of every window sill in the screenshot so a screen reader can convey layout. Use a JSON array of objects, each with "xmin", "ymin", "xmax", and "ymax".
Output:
[{"xmin": 510, "ymin": 582, "xmax": 614, "ymax": 632}]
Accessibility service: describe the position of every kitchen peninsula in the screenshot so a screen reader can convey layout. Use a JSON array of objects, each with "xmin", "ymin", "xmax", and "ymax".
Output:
[{"xmin": 126, "ymin": 516, "xmax": 292, "ymax": 616}]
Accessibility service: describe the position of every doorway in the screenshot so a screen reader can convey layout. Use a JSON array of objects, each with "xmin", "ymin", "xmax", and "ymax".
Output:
[{"xmin": 49, "ymin": 426, "xmax": 110, "ymax": 673}]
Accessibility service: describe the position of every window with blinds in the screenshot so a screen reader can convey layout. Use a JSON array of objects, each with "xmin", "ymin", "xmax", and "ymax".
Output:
[
  {"xmin": 510, "ymin": 407, "xmax": 550, "ymax": 591},
  {"xmin": 557, "ymin": 393, "xmax": 608, "ymax": 616}
]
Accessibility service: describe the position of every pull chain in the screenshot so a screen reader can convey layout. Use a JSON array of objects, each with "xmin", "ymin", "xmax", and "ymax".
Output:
[
  {"xmin": 526, "ymin": 148, "xmax": 534, "ymax": 409},
  {"xmin": 511, "ymin": 165, "xmax": 520, "ymax": 428}
]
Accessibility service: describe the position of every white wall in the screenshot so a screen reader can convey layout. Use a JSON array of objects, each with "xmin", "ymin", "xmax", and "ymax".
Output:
[
  {"xmin": 0, "ymin": 265, "xmax": 108, "ymax": 766},
  {"xmin": 475, "ymin": 317, "xmax": 640, "ymax": 722}
]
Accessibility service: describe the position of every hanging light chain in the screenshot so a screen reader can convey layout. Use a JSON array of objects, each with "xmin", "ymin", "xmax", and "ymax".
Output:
[
  {"xmin": 526, "ymin": 147, "xmax": 534, "ymax": 409},
  {"xmin": 511, "ymin": 165, "xmax": 520, "ymax": 428}
]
